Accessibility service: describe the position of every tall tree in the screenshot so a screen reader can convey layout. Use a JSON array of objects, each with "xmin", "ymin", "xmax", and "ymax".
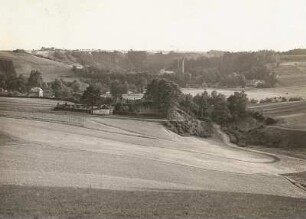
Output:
[
  {"xmin": 0, "ymin": 72, "xmax": 7, "ymax": 90},
  {"xmin": 28, "ymin": 70, "xmax": 43, "ymax": 89},
  {"xmin": 144, "ymin": 78, "xmax": 182, "ymax": 116},
  {"xmin": 210, "ymin": 91, "xmax": 231, "ymax": 125},
  {"xmin": 193, "ymin": 91, "xmax": 210, "ymax": 119},
  {"xmin": 110, "ymin": 80, "xmax": 128, "ymax": 100},
  {"xmin": 81, "ymin": 84, "xmax": 101, "ymax": 114},
  {"xmin": 227, "ymin": 91, "xmax": 248, "ymax": 120}
]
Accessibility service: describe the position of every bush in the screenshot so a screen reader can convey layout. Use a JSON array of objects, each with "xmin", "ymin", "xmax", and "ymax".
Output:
[
  {"xmin": 289, "ymin": 96, "xmax": 303, "ymax": 102},
  {"xmin": 165, "ymin": 120, "xmax": 212, "ymax": 138},
  {"xmin": 249, "ymin": 98, "xmax": 258, "ymax": 104},
  {"xmin": 7, "ymin": 91, "xmax": 23, "ymax": 97},
  {"xmin": 249, "ymin": 111, "xmax": 265, "ymax": 122},
  {"xmin": 265, "ymin": 117, "xmax": 277, "ymax": 125}
]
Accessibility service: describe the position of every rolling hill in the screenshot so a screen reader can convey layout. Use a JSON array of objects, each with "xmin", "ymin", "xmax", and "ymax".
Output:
[
  {"xmin": 249, "ymin": 101, "xmax": 306, "ymax": 130},
  {"xmin": 0, "ymin": 51, "xmax": 76, "ymax": 82}
]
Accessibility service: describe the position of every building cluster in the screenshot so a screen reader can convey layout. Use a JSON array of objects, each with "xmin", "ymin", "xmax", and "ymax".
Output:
[{"xmin": 54, "ymin": 103, "xmax": 113, "ymax": 115}]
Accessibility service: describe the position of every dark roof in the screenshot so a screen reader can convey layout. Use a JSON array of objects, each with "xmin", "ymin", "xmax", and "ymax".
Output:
[{"xmin": 100, "ymin": 104, "xmax": 112, "ymax": 109}]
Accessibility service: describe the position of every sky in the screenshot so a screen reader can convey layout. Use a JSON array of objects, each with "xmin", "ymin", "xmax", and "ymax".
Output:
[{"xmin": 0, "ymin": 0, "xmax": 306, "ymax": 51}]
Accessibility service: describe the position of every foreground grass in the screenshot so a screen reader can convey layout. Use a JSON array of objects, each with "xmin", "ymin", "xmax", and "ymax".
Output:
[{"xmin": 1, "ymin": 185, "xmax": 306, "ymax": 218}]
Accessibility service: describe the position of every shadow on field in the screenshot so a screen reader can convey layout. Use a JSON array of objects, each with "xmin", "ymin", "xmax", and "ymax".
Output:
[{"xmin": 0, "ymin": 185, "xmax": 306, "ymax": 218}]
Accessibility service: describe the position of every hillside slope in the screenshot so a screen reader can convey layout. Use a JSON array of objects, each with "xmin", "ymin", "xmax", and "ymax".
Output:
[
  {"xmin": 32, "ymin": 50, "xmax": 204, "ymax": 73},
  {"xmin": 0, "ymin": 51, "xmax": 75, "ymax": 82},
  {"xmin": 275, "ymin": 61, "xmax": 306, "ymax": 88},
  {"xmin": 249, "ymin": 101, "xmax": 306, "ymax": 130}
]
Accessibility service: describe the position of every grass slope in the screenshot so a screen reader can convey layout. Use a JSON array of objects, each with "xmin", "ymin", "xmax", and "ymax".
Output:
[
  {"xmin": 249, "ymin": 101, "xmax": 306, "ymax": 130},
  {"xmin": 0, "ymin": 51, "xmax": 75, "ymax": 82},
  {"xmin": 248, "ymin": 101, "xmax": 306, "ymax": 148}
]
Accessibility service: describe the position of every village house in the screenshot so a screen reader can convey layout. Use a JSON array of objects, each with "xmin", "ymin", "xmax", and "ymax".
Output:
[
  {"xmin": 29, "ymin": 87, "xmax": 43, "ymax": 97},
  {"xmin": 92, "ymin": 104, "xmax": 113, "ymax": 115},
  {"xmin": 159, "ymin": 69, "xmax": 175, "ymax": 75}
]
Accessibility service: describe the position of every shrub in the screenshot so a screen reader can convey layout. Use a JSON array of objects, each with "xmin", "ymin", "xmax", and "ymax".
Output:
[
  {"xmin": 265, "ymin": 117, "xmax": 277, "ymax": 125},
  {"xmin": 289, "ymin": 96, "xmax": 303, "ymax": 102}
]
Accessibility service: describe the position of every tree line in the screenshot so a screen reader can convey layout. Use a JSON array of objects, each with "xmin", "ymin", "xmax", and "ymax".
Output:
[
  {"xmin": 143, "ymin": 78, "xmax": 249, "ymax": 124},
  {"xmin": 73, "ymin": 50, "xmax": 278, "ymax": 89},
  {"xmin": 0, "ymin": 69, "xmax": 84, "ymax": 102}
]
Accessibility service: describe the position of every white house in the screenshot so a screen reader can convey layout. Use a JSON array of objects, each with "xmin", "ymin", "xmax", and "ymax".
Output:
[
  {"xmin": 29, "ymin": 87, "xmax": 43, "ymax": 97},
  {"xmin": 159, "ymin": 69, "xmax": 175, "ymax": 75}
]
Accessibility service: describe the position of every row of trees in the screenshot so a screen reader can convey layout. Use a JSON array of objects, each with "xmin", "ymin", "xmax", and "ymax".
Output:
[
  {"xmin": 0, "ymin": 68, "xmax": 85, "ymax": 102},
  {"xmin": 143, "ymin": 78, "xmax": 248, "ymax": 125},
  {"xmin": 0, "ymin": 69, "xmax": 44, "ymax": 93},
  {"xmin": 74, "ymin": 69, "xmax": 151, "ymax": 94}
]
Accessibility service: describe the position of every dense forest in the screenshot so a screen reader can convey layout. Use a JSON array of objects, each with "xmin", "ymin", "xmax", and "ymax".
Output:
[{"xmin": 71, "ymin": 50, "xmax": 278, "ymax": 89}]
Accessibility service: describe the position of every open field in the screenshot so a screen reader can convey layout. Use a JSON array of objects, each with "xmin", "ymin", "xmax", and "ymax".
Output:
[
  {"xmin": 248, "ymin": 101, "xmax": 306, "ymax": 151},
  {"xmin": 1, "ymin": 97, "xmax": 306, "ymax": 218},
  {"xmin": 182, "ymin": 87, "xmax": 289, "ymax": 100},
  {"xmin": 249, "ymin": 101, "xmax": 306, "ymax": 130},
  {"xmin": 0, "ymin": 51, "xmax": 75, "ymax": 82},
  {"xmin": 183, "ymin": 60, "xmax": 306, "ymax": 100}
]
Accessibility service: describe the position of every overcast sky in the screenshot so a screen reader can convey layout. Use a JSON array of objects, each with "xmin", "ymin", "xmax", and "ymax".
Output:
[{"xmin": 1, "ymin": 0, "xmax": 306, "ymax": 51}]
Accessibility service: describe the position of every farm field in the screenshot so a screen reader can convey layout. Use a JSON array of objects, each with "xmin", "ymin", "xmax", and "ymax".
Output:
[
  {"xmin": 249, "ymin": 101, "xmax": 306, "ymax": 130},
  {"xmin": 182, "ymin": 87, "xmax": 286, "ymax": 100},
  {"xmin": 248, "ymin": 100, "xmax": 306, "ymax": 153},
  {"xmin": 1, "ymin": 97, "xmax": 306, "ymax": 218},
  {"xmin": 182, "ymin": 85, "xmax": 306, "ymax": 101}
]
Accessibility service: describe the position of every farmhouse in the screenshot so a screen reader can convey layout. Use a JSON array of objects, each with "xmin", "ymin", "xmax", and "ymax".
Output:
[
  {"xmin": 29, "ymin": 87, "xmax": 43, "ymax": 97},
  {"xmin": 92, "ymin": 104, "xmax": 113, "ymax": 115}
]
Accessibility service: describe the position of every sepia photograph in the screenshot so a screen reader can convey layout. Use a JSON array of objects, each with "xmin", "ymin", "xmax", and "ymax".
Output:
[{"xmin": 0, "ymin": 0, "xmax": 306, "ymax": 218}]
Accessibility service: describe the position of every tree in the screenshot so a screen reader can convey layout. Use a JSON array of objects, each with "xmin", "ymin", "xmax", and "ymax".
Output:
[
  {"xmin": 15, "ymin": 74, "xmax": 27, "ymax": 93},
  {"xmin": 127, "ymin": 50, "xmax": 148, "ymax": 71},
  {"xmin": 70, "ymin": 80, "xmax": 82, "ymax": 93},
  {"xmin": 136, "ymin": 77, "xmax": 148, "ymax": 93},
  {"xmin": 210, "ymin": 91, "xmax": 231, "ymax": 125},
  {"xmin": 144, "ymin": 78, "xmax": 182, "ymax": 116},
  {"xmin": 224, "ymin": 73, "xmax": 246, "ymax": 87},
  {"xmin": 110, "ymin": 80, "xmax": 128, "ymax": 100},
  {"xmin": 51, "ymin": 79, "xmax": 73, "ymax": 99},
  {"xmin": 227, "ymin": 91, "xmax": 248, "ymax": 120},
  {"xmin": 179, "ymin": 94, "xmax": 199, "ymax": 116},
  {"xmin": 28, "ymin": 70, "xmax": 43, "ymax": 89},
  {"xmin": 193, "ymin": 91, "xmax": 210, "ymax": 119},
  {"xmin": 81, "ymin": 84, "xmax": 101, "ymax": 114},
  {"xmin": 51, "ymin": 79, "xmax": 64, "ymax": 98},
  {"xmin": 0, "ymin": 72, "xmax": 7, "ymax": 90}
]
